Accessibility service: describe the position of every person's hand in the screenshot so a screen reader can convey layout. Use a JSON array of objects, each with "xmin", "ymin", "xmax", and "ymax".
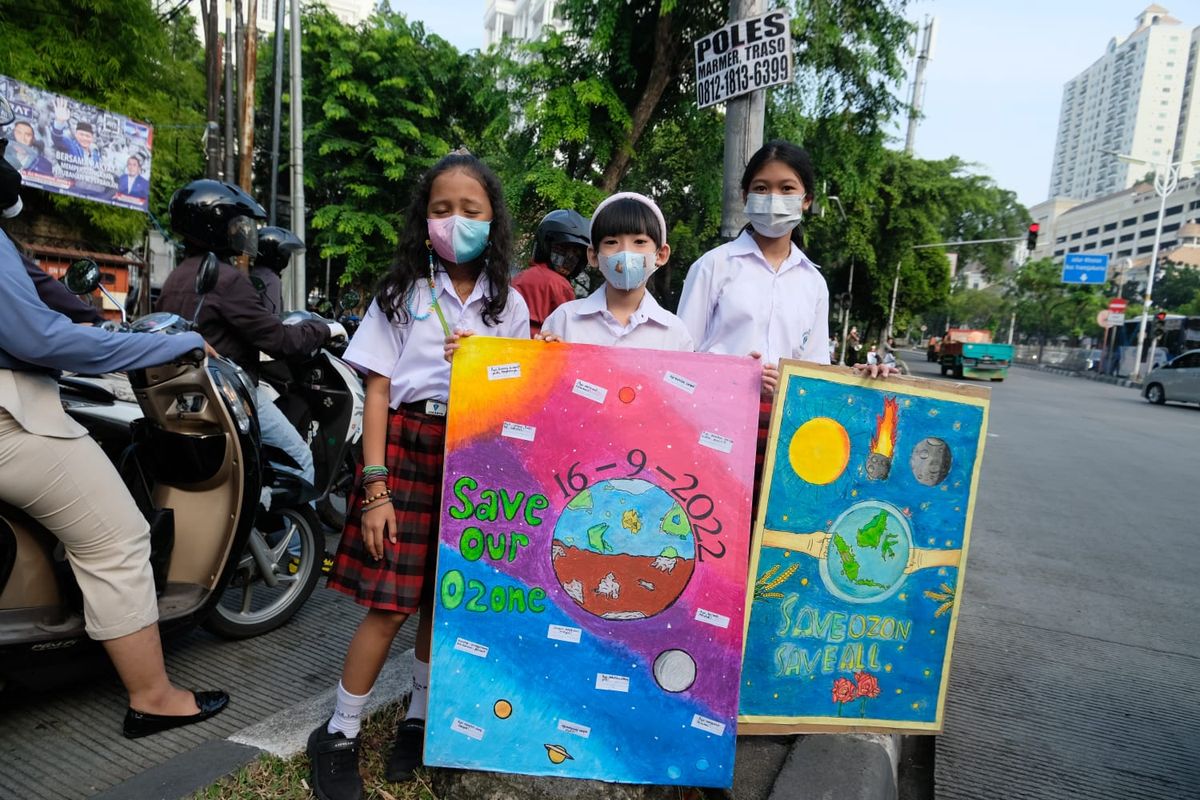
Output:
[
  {"xmin": 536, "ymin": 332, "xmax": 563, "ymax": 343},
  {"xmin": 852, "ymin": 362, "xmax": 901, "ymax": 380},
  {"xmin": 53, "ymin": 97, "xmax": 70, "ymax": 125},
  {"xmin": 203, "ymin": 341, "xmax": 220, "ymax": 359},
  {"xmin": 444, "ymin": 328, "xmax": 475, "ymax": 362},
  {"xmin": 326, "ymin": 321, "xmax": 348, "ymax": 342},
  {"xmin": 360, "ymin": 495, "xmax": 396, "ymax": 561},
  {"xmin": 749, "ymin": 351, "xmax": 779, "ymax": 398}
]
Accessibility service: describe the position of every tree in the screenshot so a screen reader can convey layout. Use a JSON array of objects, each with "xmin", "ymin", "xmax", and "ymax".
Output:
[
  {"xmin": 1152, "ymin": 265, "xmax": 1200, "ymax": 312},
  {"xmin": 1009, "ymin": 258, "xmax": 1105, "ymax": 356},
  {"xmin": 0, "ymin": 0, "xmax": 207, "ymax": 245}
]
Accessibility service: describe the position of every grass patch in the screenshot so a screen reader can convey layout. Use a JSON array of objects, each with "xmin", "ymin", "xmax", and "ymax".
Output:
[{"xmin": 193, "ymin": 702, "xmax": 437, "ymax": 800}]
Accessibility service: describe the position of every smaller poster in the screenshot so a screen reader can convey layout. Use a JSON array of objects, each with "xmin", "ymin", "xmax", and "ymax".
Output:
[
  {"xmin": 425, "ymin": 337, "xmax": 761, "ymax": 787},
  {"xmin": 0, "ymin": 75, "xmax": 154, "ymax": 212},
  {"xmin": 739, "ymin": 362, "xmax": 989, "ymax": 734}
]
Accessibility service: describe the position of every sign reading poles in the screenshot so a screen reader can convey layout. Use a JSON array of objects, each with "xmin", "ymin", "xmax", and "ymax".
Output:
[{"xmin": 695, "ymin": 10, "xmax": 792, "ymax": 109}]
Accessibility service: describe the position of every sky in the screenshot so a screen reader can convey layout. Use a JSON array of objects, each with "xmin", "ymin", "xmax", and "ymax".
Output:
[{"xmin": 394, "ymin": 1, "xmax": 1190, "ymax": 210}]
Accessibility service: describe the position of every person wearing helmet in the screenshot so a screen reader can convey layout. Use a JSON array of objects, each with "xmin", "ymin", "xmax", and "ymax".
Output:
[
  {"xmin": 511, "ymin": 208, "xmax": 589, "ymax": 336},
  {"xmin": 156, "ymin": 180, "xmax": 343, "ymax": 500},
  {"xmin": 250, "ymin": 226, "xmax": 304, "ymax": 315}
]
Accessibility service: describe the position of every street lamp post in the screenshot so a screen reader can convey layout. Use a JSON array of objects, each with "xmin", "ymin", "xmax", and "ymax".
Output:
[{"xmin": 1107, "ymin": 152, "xmax": 1197, "ymax": 381}]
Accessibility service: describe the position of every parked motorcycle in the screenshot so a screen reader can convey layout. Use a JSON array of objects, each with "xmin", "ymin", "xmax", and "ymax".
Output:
[{"xmin": 0, "ymin": 257, "xmax": 265, "ymax": 689}]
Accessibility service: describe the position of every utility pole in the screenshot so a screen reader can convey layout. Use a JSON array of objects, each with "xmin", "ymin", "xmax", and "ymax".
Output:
[
  {"xmin": 201, "ymin": 0, "xmax": 221, "ymax": 178},
  {"xmin": 238, "ymin": 0, "xmax": 258, "ymax": 191},
  {"xmin": 885, "ymin": 261, "xmax": 901, "ymax": 343},
  {"xmin": 268, "ymin": 0, "xmax": 286, "ymax": 225},
  {"xmin": 719, "ymin": 0, "xmax": 765, "ymax": 239},
  {"xmin": 224, "ymin": 0, "xmax": 235, "ymax": 181},
  {"xmin": 286, "ymin": 0, "xmax": 306, "ymax": 310},
  {"xmin": 904, "ymin": 16, "xmax": 937, "ymax": 156}
]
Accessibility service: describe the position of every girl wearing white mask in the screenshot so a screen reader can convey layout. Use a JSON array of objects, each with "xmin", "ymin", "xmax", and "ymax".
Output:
[
  {"xmin": 308, "ymin": 152, "xmax": 529, "ymax": 800},
  {"xmin": 677, "ymin": 141, "xmax": 895, "ymax": 510},
  {"xmin": 538, "ymin": 192, "xmax": 693, "ymax": 351}
]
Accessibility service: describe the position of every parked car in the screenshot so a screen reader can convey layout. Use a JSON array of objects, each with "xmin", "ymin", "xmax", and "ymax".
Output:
[{"xmin": 1142, "ymin": 349, "xmax": 1200, "ymax": 406}]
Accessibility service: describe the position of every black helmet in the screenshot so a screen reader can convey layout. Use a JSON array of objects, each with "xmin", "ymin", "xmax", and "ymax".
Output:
[
  {"xmin": 533, "ymin": 209, "xmax": 590, "ymax": 265},
  {"xmin": 255, "ymin": 226, "xmax": 305, "ymax": 274},
  {"xmin": 169, "ymin": 179, "xmax": 266, "ymax": 258}
]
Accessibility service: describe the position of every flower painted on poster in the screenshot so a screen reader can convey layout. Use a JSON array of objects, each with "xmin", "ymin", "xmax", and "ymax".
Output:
[
  {"xmin": 854, "ymin": 670, "xmax": 881, "ymax": 717},
  {"xmin": 832, "ymin": 677, "xmax": 857, "ymax": 716}
]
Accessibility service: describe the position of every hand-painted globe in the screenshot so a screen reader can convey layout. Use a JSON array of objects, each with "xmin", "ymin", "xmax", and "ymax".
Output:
[
  {"xmin": 551, "ymin": 478, "xmax": 695, "ymax": 620},
  {"xmin": 820, "ymin": 500, "xmax": 912, "ymax": 603}
]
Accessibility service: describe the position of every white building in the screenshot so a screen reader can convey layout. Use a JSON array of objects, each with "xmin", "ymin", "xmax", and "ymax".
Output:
[
  {"xmin": 484, "ymin": 0, "xmax": 566, "ymax": 50},
  {"xmin": 1029, "ymin": 175, "xmax": 1200, "ymax": 284},
  {"xmin": 1047, "ymin": 5, "xmax": 1198, "ymax": 202},
  {"xmin": 186, "ymin": 0, "xmax": 375, "ymax": 41}
]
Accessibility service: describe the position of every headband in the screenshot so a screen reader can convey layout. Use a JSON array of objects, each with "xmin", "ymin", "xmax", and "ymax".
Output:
[{"xmin": 590, "ymin": 191, "xmax": 667, "ymax": 245}]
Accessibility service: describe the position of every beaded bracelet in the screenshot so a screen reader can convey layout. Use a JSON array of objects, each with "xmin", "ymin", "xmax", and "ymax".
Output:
[
  {"xmin": 361, "ymin": 488, "xmax": 392, "ymax": 508},
  {"xmin": 361, "ymin": 498, "xmax": 392, "ymax": 513}
]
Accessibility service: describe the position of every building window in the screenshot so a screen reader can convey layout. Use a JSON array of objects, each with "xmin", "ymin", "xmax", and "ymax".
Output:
[
  {"xmin": 1103, "ymin": 222, "xmax": 1117, "ymax": 232},
  {"xmin": 1086, "ymin": 227, "xmax": 1099, "ymax": 236},
  {"xmin": 1143, "ymin": 211, "xmax": 1159, "ymax": 223},
  {"xmin": 1122, "ymin": 217, "xmax": 1137, "ymax": 227},
  {"xmin": 1101, "ymin": 237, "xmax": 1114, "ymax": 246},
  {"xmin": 1166, "ymin": 204, "xmax": 1183, "ymax": 216},
  {"xmin": 1120, "ymin": 233, "xmax": 1135, "ymax": 242},
  {"xmin": 1070, "ymin": 232, "xmax": 1082, "ymax": 240},
  {"xmin": 1054, "ymin": 249, "xmax": 1065, "ymax": 257},
  {"xmin": 1117, "ymin": 249, "xmax": 1132, "ymax": 257},
  {"xmin": 1140, "ymin": 229, "xmax": 1156, "ymax": 238},
  {"xmin": 1083, "ymin": 243, "xmax": 1097, "ymax": 251},
  {"xmin": 1137, "ymin": 244, "xmax": 1154, "ymax": 254},
  {"xmin": 1162, "ymin": 222, "xmax": 1180, "ymax": 233},
  {"xmin": 1055, "ymin": 235, "xmax": 1067, "ymax": 244},
  {"xmin": 1068, "ymin": 246, "xmax": 1079, "ymax": 253}
]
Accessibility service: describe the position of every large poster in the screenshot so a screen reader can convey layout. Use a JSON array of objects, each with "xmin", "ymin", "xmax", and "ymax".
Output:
[
  {"xmin": 426, "ymin": 337, "xmax": 760, "ymax": 787},
  {"xmin": 0, "ymin": 75, "xmax": 154, "ymax": 212},
  {"xmin": 739, "ymin": 363, "xmax": 989, "ymax": 733}
]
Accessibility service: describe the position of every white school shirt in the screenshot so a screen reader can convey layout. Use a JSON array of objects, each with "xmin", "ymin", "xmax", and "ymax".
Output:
[
  {"xmin": 676, "ymin": 230, "xmax": 830, "ymax": 365},
  {"xmin": 344, "ymin": 270, "xmax": 530, "ymax": 407},
  {"xmin": 541, "ymin": 287, "xmax": 695, "ymax": 351}
]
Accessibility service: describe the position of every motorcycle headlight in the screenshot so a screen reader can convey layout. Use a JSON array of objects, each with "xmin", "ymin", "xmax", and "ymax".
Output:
[{"xmin": 209, "ymin": 364, "xmax": 254, "ymax": 435}]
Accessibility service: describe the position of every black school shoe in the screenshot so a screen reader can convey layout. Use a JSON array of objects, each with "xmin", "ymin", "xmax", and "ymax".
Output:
[
  {"xmin": 307, "ymin": 720, "xmax": 363, "ymax": 800},
  {"xmin": 384, "ymin": 718, "xmax": 425, "ymax": 782},
  {"xmin": 123, "ymin": 690, "xmax": 229, "ymax": 739}
]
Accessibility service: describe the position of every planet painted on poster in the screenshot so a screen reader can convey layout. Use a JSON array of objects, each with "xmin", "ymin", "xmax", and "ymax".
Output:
[
  {"xmin": 551, "ymin": 478, "xmax": 695, "ymax": 620},
  {"xmin": 820, "ymin": 500, "xmax": 913, "ymax": 603}
]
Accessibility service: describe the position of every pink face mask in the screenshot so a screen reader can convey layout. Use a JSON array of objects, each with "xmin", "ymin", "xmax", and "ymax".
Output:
[{"xmin": 427, "ymin": 215, "xmax": 492, "ymax": 264}]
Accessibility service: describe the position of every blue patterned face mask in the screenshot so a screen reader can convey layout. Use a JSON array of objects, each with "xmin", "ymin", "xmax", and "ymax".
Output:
[{"xmin": 600, "ymin": 250, "xmax": 658, "ymax": 291}]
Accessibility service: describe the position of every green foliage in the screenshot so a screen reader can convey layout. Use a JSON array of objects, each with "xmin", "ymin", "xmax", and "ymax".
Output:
[
  {"xmin": 1009, "ymin": 258, "xmax": 1105, "ymax": 343},
  {"xmin": 0, "ymin": 0, "xmax": 206, "ymax": 245},
  {"xmin": 1153, "ymin": 265, "xmax": 1200, "ymax": 312},
  {"xmin": 944, "ymin": 288, "xmax": 1010, "ymax": 335}
]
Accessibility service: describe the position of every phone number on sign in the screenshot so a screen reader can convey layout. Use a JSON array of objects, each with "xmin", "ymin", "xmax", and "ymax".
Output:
[{"xmin": 696, "ymin": 55, "xmax": 790, "ymax": 107}]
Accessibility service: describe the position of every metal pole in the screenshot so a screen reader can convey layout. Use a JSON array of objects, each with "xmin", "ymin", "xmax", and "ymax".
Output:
[
  {"xmin": 1130, "ymin": 163, "xmax": 1178, "ymax": 381},
  {"xmin": 268, "ymin": 0, "xmax": 285, "ymax": 226},
  {"xmin": 719, "ymin": 0, "xmax": 766, "ymax": 239},
  {"xmin": 287, "ymin": 0, "xmax": 306, "ymax": 311},
  {"xmin": 885, "ymin": 261, "xmax": 901, "ymax": 342},
  {"xmin": 839, "ymin": 260, "xmax": 855, "ymax": 365},
  {"xmin": 904, "ymin": 17, "xmax": 936, "ymax": 156},
  {"xmin": 224, "ymin": 0, "xmax": 235, "ymax": 181}
]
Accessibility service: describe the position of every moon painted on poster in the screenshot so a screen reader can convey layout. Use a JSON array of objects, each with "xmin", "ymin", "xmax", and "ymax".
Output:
[
  {"xmin": 653, "ymin": 649, "xmax": 697, "ymax": 693},
  {"xmin": 910, "ymin": 437, "xmax": 952, "ymax": 486}
]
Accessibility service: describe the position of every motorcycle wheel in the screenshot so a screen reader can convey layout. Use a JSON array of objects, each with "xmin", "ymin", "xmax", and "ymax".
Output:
[{"xmin": 204, "ymin": 506, "xmax": 324, "ymax": 640}]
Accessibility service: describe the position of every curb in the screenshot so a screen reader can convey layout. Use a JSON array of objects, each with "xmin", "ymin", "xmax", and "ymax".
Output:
[
  {"xmin": 91, "ymin": 649, "xmax": 416, "ymax": 800},
  {"xmin": 766, "ymin": 734, "xmax": 899, "ymax": 800},
  {"xmin": 1013, "ymin": 363, "xmax": 1139, "ymax": 389}
]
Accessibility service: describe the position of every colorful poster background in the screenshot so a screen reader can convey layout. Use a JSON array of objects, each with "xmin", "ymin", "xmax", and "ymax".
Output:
[
  {"xmin": 739, "ymin": 363, "xmax": 989, "ymax": 733},
  {"xmin": 425, "ymin": 337, "xmax": 760, "ymax": 787},
  {"xmin": 1, "ymin": 75, "xmax": 154, "ymax": 212}
]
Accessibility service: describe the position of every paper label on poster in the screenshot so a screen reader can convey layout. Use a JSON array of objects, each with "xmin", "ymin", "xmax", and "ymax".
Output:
[
  {"xmin": 451, "ymin": 718, "xmax": 485, "ymax": 740},
  {"xmin": 699, "ymin": 431, "xmax": 734, "ymax": 453},
  {"xmin": 557, "ymin": 719, "xmax": 591, "ymax": 738},
  {"xmin": 572, "ymin": 379, "xmax": 608, "ymax": 404},
  {"xmin": 690, "ymin": 714, "xmax": 727, "ymax": 736},
  {"xmin": 547, "ymin": 624, "xmax": 582, "ymax": 643},
  {"xmin": 501, "ymin": 422, "xmax": 536, "ymax": 441},
  {"xmin": 454, "ymin": 638, "xmax": 489, "ymax": 658},
  {"xmin": 595, "ymin": 673, "xmax": 630, "ymax": 693},
  {"xmin": 664, "ymin": 371, "xmax": 697, "ymax": 394},
  {"xmin": 695, "ymin": 608, "xmax": 731, "ymax": 629},
  {"xmin": 488, "ymin": 363, "xmax": 522, "ymax": 380}
]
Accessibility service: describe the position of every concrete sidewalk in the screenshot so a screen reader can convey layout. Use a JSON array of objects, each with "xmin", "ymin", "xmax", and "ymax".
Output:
[{"xmin": 92, "ymin": 646, "xmax": 902, "ymax": 800}]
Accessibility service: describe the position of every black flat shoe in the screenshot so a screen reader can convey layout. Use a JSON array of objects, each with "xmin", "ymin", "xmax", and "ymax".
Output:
[
  {"xmin": 122, "ymin": 690, "xmax": 229, "ymax": 739},
  {"xmin": 384, "ymin": 718, "xmax": 425, "ymax": 782}
]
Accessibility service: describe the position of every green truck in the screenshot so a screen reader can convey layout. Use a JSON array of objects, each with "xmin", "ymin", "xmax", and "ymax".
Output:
[{"xmin": 938, "ymin": 329, "xmax": 1012, "ymax": 381}]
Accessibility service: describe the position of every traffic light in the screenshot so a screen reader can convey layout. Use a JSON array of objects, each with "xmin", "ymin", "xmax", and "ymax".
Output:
[
  {"xmin": 1026, "ymin": 222, "xmax": 1040, "ymax": 251},
  {"xmin": 1153, "ymin": 311, "xmax": 1166, "ymax": 339}
]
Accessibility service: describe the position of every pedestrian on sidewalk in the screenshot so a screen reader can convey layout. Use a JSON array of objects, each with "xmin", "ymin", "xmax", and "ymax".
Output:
[{"xmin": 306, "ymin": 151, "xmax": 530, "ymax": 800}]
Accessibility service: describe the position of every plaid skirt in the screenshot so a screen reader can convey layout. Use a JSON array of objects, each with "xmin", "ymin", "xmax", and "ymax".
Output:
[
  {"xmin": 752, "ymin": 397, "xmax": 773, "ymax": 523},
  {"xmin": 327, "ymin": 405, "xmax": 446, "ymax": 613}
]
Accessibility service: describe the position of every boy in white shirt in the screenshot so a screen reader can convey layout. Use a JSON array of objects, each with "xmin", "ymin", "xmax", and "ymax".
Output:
[{"xmin": 540, "ymin": 192, "xmax": 693, "ymax": 351}]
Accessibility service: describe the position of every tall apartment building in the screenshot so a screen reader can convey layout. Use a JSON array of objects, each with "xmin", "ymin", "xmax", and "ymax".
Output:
[
  {"xmin": 484, "ymin": 0, "xmax": 566, "ymax": 50},
  {"xmin": 1047, "ymin": 5, "xmax": 1198, "ymax": 202}
]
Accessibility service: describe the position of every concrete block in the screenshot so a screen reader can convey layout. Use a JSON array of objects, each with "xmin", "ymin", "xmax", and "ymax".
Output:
[{"xmin": 768, "ymin": 734, "xmax": 898, "ymax": 800}]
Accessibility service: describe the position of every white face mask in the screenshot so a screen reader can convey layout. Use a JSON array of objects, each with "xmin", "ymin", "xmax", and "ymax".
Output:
[{"xmin": 744, "ymin": 192, "xmax": 806, "ymax": 238}]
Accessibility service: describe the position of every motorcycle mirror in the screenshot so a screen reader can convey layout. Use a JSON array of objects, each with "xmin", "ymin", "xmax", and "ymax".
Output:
[
  {"xmin": 64, "ymin": 259, "xmax": 102, "ymax": 295},
  {"xmin": 338, "ymin": 289, "xmax": 360, "ymax": 313},
  {"xmin": 195, "ymin": 252, "xmax": 220, "ymax": 295}
]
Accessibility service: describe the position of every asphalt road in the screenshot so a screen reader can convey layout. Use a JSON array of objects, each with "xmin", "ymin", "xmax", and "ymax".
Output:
[{"xmin": 907, "ymin": 357, "xmax": 1200, "ymax": 799}]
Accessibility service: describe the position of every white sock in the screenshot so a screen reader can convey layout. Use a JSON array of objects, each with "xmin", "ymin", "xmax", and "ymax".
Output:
[
  {"xmin": 327, "ymin": 681, "xmax": 371, "ymax": 738},
  {"xmin": 405, "ymin": 658, "xmax": 430, "ymax": 721}
]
